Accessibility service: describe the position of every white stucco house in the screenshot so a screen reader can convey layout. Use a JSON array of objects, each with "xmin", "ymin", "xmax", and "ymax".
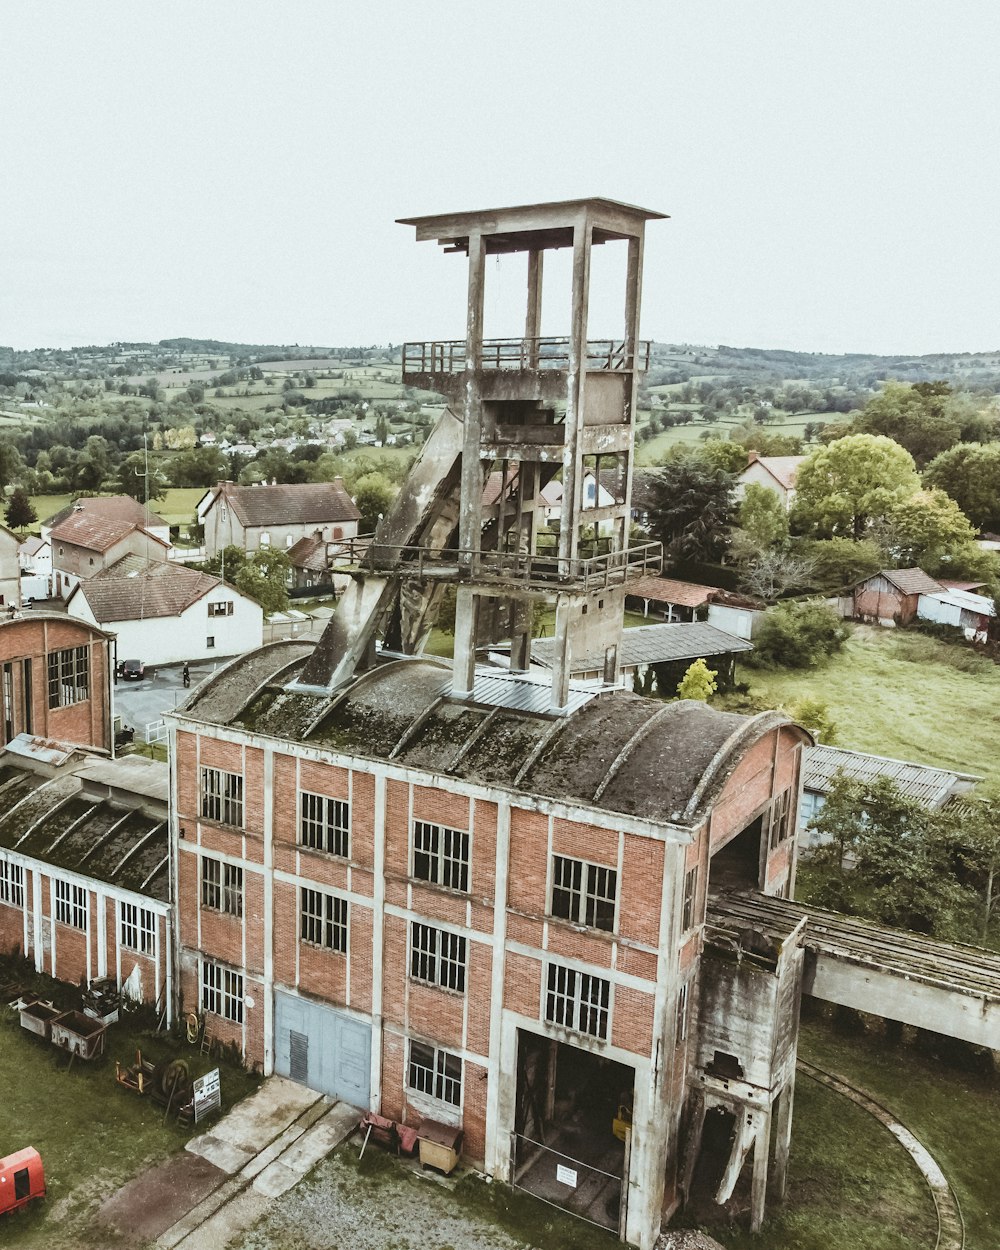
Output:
[
  {"xmin": 0, "ymin": 525, "xmax": 20, "ymax": 610},
  {"xmin": 66, "ymin": 554, "xmax": 263, "ymax": 665},
  {"xmin": 736, "ymin": 453, "xmax": 806, "ymax": 511},
  {"xmin": 198, "ymin": 480, "xmax": 361, "ymax": 558}
]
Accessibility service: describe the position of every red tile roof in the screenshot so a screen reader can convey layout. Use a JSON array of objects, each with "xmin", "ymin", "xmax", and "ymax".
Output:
[
  {"xmin": 626, "ymin": 576, "xmax": 715, "ymax": 608},
  {"xmin": 43, "ymin": 495, "xmax": 167, "ymax": 531},
  {"xmin": 745, "ymin": 455, "xmax": 805, "ymax": 490},
  {"xmin": 70, "ymin": 554, "xmax": 222, "ymax": 622},
  {"xmin": 209, "ymin": 481, "xmax": 360, "ymax": 527},
  {"xmin": 49, "ymin": 511, "xmax": 169, "ymax": 555}
]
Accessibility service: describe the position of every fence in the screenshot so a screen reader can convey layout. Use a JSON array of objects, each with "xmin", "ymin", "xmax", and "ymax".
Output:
[{"xmin": 510, "ymin": 1131, "xmax": 625, "ymax": 1235}]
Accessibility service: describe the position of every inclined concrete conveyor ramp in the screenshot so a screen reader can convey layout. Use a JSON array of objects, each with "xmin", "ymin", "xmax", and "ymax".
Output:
[{"xmin": 707, "ymin": 891, "xmax": 1000, "ymax": 1050}]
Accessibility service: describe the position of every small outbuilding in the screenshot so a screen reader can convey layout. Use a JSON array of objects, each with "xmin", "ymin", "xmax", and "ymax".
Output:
[{"xmin": 851, "ymin": 567, "xmax": 943, "ymax": 626}]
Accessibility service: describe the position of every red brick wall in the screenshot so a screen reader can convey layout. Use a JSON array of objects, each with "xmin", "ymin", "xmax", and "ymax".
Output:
[
  {"xmin": 620, "ymin": 837, "xmax": 664, "ymax": 946},
  {"xmin": 507, "ymin": 808, "xmax": 548, "ymax": 914}
]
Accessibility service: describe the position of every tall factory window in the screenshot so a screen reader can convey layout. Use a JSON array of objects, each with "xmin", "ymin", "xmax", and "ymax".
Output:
[
  {"xmin": 300, "ymin": 793, "xmax": 350, "ymax": 857},
  {"xmin": 120, "ymin": 902, "xmax": 156, "ymax": 955},
  {"xmin": 54, "ymin": 880, "xmax": 87, "ymax": 929},
  {"xmin": 407, "ymin": 1040, "xmax": 462, "ymax": 1106},
  {"xmin": 550, "ymin": 855, "xmax": 617, "ymax": 931},
  {"xmin": 768, "ymin": 789, "xmax": 794, "ymax": 849},
  {"xmin": 682, "ymin": 866, "xmax": 698, "ymax": 932},
  {"xmin": 544, "ymin": 962, "xmax": 610, "ymax": 1040},
  {"xmin": 300, "ymin": 887, "xmax": 348, "ymax": 952},
  {"xmin": 200, "ymin": 767, "xmax": 244, "ymax": 828},
  {"xmin": 201, "ymin": 960, "xmax": 244, "ymax": 1023},
  {"xmin": 47, "ymin": 646, "xmax": 89, "ymax": 708},
  {"xmin": 412, "ymin": 820, "xmax": 469, "ymax": 892},
  {"xmin": 409, "ymin": 922, "xmax": 467, "ymax": 993},
  {"xmin": 201, "ymin": 856, "xmax": 243, "ymax": 917},
  {"xmin": 0, "ymin": 858, "xmax": 24, "ymax": 907}
]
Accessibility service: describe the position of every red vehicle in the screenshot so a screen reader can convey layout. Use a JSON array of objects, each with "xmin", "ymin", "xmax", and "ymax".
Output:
[{"xmin": 0, "ymin": 1148, "xmax": 45, "ymax": 1215}]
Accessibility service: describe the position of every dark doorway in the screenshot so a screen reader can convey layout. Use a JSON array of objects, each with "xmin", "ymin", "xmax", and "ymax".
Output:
[
  {"xmin": 710, "ymin": 814, "xmax": 764, "ymax": 891},
  {"xmin": 512, "ymin": 1030, "xmax": 634, "ymax": 1234}
]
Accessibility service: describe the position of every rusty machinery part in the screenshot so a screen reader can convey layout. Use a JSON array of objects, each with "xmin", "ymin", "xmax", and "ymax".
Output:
[
  {"xmin": 185, "ymin": 1012, "xmax": 201, "ymax": 1044},
  {"xmin": 157, "ymin": 1058, "xmax": 191, "ymax": 1099}
]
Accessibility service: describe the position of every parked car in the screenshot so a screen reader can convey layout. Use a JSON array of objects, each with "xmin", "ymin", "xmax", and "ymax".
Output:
[{"xmin": 119, "ymin": 659, "xmax": 146, "ymax": 681}]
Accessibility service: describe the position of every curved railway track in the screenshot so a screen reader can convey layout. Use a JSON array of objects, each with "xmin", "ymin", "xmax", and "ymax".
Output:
[{"xmin": 797, "ymin": 1059, "xmax": 964, "ymax": 1250}]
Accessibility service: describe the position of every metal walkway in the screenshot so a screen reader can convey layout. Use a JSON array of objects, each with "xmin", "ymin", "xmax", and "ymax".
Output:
[{"xmin": 707, "ymin": 891, "xmax": 1000, "ymax": 1049}]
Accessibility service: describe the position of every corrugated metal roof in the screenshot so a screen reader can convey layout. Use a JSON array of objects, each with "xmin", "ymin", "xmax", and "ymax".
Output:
[
  {"xmin": 469, "ymin": 669, "xmax": 597, "ymax": 715},
  {"xmin": 925, "ymin": 588, "xmax": 995, "ymax": 617},
  {"xmin": 530, "ymin": 622, "xmax": 752, "ymax": 673},
  {"xmin": 803, "ymin": 744, "xmax": 970, "ymax": 805}
]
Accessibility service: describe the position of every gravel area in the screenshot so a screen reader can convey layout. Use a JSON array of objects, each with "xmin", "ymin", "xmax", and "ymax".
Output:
[{"xmin": 238, "ymin": 1146, "xmax": 612, "ymax": 1250}]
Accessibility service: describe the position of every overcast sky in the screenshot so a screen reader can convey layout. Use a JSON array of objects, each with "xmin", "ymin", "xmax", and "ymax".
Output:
[{"xmin": 3, "ymin": 1, "xmax": 998, "ymax": 355}]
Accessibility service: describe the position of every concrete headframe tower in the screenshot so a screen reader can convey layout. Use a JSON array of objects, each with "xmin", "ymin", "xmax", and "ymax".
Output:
[{"xmin": 398, "ymin": 197, "xmax": 666, "ymax": 711}]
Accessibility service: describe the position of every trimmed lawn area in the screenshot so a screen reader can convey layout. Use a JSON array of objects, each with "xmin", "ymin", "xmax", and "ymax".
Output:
[
  {"xmin": 728, "ymin": 626, "xmax": 1000, "ymax": 788},
  {"xmin": 0, "ymin": 996, "xmax": 259, "ymax": 1249}
]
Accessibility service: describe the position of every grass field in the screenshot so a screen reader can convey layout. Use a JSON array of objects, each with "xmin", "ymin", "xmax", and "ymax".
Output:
[
  {"xmin": 634, "ymin": 410, "xmax": 852, "ymax": 465},
  {"xmin": 0, "ymin": 997, "xmax": 259, "ymax": 1248},
  {"xmin": 728, "ymin": 626, "xmax": 1000, "ymax": 789}
]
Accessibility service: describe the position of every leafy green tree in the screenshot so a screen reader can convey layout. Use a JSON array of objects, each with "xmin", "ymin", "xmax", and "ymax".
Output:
[
  {"xmin": 352, "ymin": 472, "xmax": 395, "ymax": 531},
  {"xmin": 807, "ymin": 775, "xmax": 972, "ymax": 936},
  {"xmin": 117, "ymin": 452, "xmax": 167, "ymax": 502},
  {"xmin": 792, "ymin": 433, "xmax": 919, "ymax": 539},
  {"xmin": 788, "ymin": 696, "xmax": 837, "ymax": 744},
  {"xmin": 854, "ymin": 380, "xmax": 962, "ymax": 467},
  {"xmin": 660, "ymin": 438, "xmax": 747, "ymax": 474},
  {"xmin": 942, "ymin": 800, "xmax": 1000, "ymax": 942},
  {"xmin": 801, "ymin": 537, "xmax": 885, "ymax": 592},
  {"xmin": 648, "ymin": 460, "xmax": 737, "ymax": 562},
  {"xmin": 0, "ymin": 441, "xmax": 24, "ymax": 491},
  {"xmin": 169, "ymin": 446, "xmax": 229, "ymax": 488},
  {"xmin": 738, "ymin": 483, "xmax": 789, "ymax": 549},
  {"xmin": 749, "ymin": 599, "xmax": 849, "ymax": 669},
  {"xmin": 676, "ymin": 658, "xmax": 717, "ymax": 701},
  {"xmin": 234, "ymin": 547, "xmax": 290, "ymax": 614},
  {"xmin": 874, "ymin": 488, "xmax": 977, "ymax": 568},
  {"xmin": 5, "ymin": 487, "xmax": 37, "ymax": 532},
  {"xmin": 924, "ymin": 442, "xmax": 1000, "ymax": 532}
]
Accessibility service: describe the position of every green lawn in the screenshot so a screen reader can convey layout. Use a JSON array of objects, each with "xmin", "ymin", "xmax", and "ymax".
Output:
[
  {"xmin": 0, "ymin": 996, "xmax": 259, "ymax": 1248},
  {"xmin": 681, "ymin": 1050, "xmax": 935, "ymax": 1250},
  {"xmin": 796, "ymin": 1013, "xmax": 1000, "ymax": 1250},
  {"xmin": 729, "ymin": 626, "xmax": 1000, "ymax": 789}
]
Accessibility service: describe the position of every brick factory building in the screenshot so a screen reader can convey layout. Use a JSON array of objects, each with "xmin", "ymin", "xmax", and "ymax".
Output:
[{"xmin": 164, "ymin": 200, "xmax": 813, "ymax": 1248}]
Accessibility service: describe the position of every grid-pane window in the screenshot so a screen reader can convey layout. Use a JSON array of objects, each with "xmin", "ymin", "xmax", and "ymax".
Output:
[
  {"xmin": 544, "ymin": 962, "xmax": 610, "ymax": 1040},
  {"xmin": 55, "ymin": 879, "xmax": 87, "ymax": 929},
  {"xmin": 682, "ymin": 866, "xmax": 698, "ymax": 932},
  {"xmin": 201, "ymin": 960, "xmax": 244, "ymax": 1023},
  {"xmin": 200, "ymin": 767, "xmax": 244, "ymax": 827},
  {"xmin": 409, "ymin": 922, "xmax": 466, "ymax": 993},
  {"xmin": 47, "ymin": 646, "xmax": 89, "ymax": 709},
  {"xmin": 120, "ymin": 901, "xmax": 156, "ymax": 955},
  {"xmin": 412, "ymin": 821, "xmax": 469, "ymax": 892},
  {"xmin": 300, "ymin": 792, "xmax": 350, "ymax": 858},
  {"xmin": 550, "ymin": 855, "xmax": 617, "ymax": 931},
  {"xmin": 300, "ymin": 888, "xmax": 348, "ymax": 952},
  {"xmin": 0, "ymin": 859, "xmax": 24, "ymax": 907},
  {"xmin": 768, "ymin": 789, "xmax": 793, "ymax": 849},
  {"xmin": 201, "ymin": 856, "xmax": 243, "ymax": 917},
  {"xmin": 407, "ymin": 1040, "xmax": 462, "ymax": 1107}
]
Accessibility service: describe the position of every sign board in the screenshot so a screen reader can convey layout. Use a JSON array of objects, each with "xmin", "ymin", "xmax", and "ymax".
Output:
[
  {"xmin": 555, "ymin": 1164, "xmax": 578, "ymax": 1188},
  {"xmin": 193, "ymin": 1067, "xmax": 221, "ymax": 1124}
]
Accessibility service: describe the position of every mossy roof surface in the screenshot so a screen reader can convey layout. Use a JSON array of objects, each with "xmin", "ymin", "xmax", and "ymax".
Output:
[
  {"xmin": 0, "ymin": 765, "xmax": 167, "ymax": 899},
  {"xmin": 187, "ymin": 643, "xmax": 792, "ymax": 827}
]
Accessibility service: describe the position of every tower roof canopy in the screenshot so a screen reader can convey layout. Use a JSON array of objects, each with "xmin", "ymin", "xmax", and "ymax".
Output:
[{"xmin": 397, "ymin": 197, "xmax": 667, "ymax": 254}]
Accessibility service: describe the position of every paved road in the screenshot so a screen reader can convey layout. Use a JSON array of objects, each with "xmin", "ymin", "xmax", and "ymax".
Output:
[{"xmin": 113, "ymin": 659, "xmax": 227, "ymax": 737}]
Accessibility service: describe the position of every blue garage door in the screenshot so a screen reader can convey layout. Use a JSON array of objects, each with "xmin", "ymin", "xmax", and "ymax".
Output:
[{"xmin": 274, "ymin": 993, "xmax": 371, "ymax": 1106}]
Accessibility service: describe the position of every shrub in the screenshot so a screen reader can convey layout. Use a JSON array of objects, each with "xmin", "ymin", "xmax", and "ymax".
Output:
[{"xmin": 749, "ymin": 600, "xmax": 850, "ymax": 669}]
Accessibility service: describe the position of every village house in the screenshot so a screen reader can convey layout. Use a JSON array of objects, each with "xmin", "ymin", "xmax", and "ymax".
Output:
[
  {"xmin": 0, "ymin": 612, "xmax": 114, "ymax": 753},
  {"xmin": 736, "ymin": 452, "xmax": 805, "ymax": 511},
  {"xmin": 850, "ymin": 567, "xmax": 946, "ymax": 626},
  {"xmin": 41, "ymin": 495, "xmax": 171, "ymax": 547},
  {"xmin": 198, "ymin": 480, "xmax": 361, "ymax": 559},
  {"xmin": 47, "ymin": 502, "xmax": 172, "ymax": 600},
  {"xmin": 65, "ymin": 554, "xmax": 263, "ymax": 667},
  {"xmin": 0, "ymin": 524, "xmax": 20, "ymax": 610}
]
